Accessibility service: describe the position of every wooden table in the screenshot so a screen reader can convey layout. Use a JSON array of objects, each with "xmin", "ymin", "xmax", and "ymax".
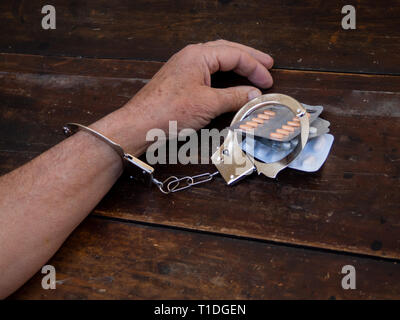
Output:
[{"xmin": 1, "ymin": 0, "xmax": 399, "ymax": 299}]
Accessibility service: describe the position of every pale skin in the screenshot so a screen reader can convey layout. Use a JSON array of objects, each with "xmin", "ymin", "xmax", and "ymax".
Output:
[{"xmin": 0, "ymin": 40, "xmax": 273, "ymax": 298}]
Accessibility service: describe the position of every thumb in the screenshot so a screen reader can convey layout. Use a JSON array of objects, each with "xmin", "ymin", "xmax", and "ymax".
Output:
[{"xmin": 213, "ymin": 86, "xmax": 262, "ymax": 114}]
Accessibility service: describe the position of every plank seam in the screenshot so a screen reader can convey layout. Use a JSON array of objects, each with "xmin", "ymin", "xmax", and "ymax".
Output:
[
  {"xmin": 91, "ymin": 214, "xmax": 400, "ymax": 263},
  {"xmin": 1, "ymin": 52, "xmax": 400, "ymax": 78}
]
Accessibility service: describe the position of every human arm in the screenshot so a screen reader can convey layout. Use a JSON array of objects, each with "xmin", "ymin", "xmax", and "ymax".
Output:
[{"xmin": 0, "ymin": 40, "xmax": 273, "ymax": 298}]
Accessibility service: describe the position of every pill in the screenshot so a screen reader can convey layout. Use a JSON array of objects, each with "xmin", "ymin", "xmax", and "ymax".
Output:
[
  {"xmin": 252, "ymin": 117, "xmax": 264, "ymax": 124},
  {"xmin": 276, "ymin": 128, "xmax": 290, "ymax": 136},
  {"xmin": 309, "ymin": 126, "xmax": 317, "ymax": 134},
  {"xmin": 282, "ymin": 142, "xmax": 291, "ymax": 150},
  {"xmin": 246, "ymin": 121, "xmax": 259, "ymax": 128},
  {"xmin": 287, "ymin": 121, "xmax": 300, "ymax": 127},
  {"xmin": 258, "ymin": 114, "xmax": 270, "ymax": 120},
  {"xmin": 270, "ymin": 132, "xmax": 284, "ymax": 139},
  {"xmin": 239, "ymin": 124, "xmax": 253, "ymax": 130},
  {"xmin": 263, "ymin": 110, "xmax": 276, "ymax": 116},
  {"xmin": 282, "ymin": 125, "xmax": 295, "ymax": 132}
]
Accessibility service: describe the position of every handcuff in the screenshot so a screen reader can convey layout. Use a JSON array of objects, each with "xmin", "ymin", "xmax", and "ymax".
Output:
[{"xmin": 63, "ymin": 93, "xmax": 310, "ymax": 194}]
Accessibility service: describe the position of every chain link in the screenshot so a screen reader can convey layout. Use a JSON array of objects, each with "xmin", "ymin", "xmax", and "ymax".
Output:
[{"xmin": 153, "ymin": 171, "xmax": 219, "ymax": 194}]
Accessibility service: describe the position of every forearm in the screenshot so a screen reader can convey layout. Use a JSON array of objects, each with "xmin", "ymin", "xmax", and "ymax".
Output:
[
  {"xmin": 0, "ymin": 40, "xmax": 274, "ymax": 298},
  {"xmin": 0, "ymin": 104, "xmax": 146, "ymax": 298}
]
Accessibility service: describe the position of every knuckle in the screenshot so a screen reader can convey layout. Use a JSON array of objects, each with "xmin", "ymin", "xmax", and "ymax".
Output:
[
  {"xmin": 182, "ymin": 43, "xmax": 202, "ymax": 54},
  {"xmin": 174, "ymin": 43, "xmax": 204, "ymax": 62},
  {"xmin": 207, "ymin": 39, "xmax": 227, "ymax": 46},
  {"xmin": 215, "ymin": 39, "xmax": 227, "ymax": 45},
  {"xmin": 230, "ymin": 88, "xmax": 244, "ymax": 105},
  {"xmin": 232, "ymin": 89, "xmax": 243, "ymax": 104}
]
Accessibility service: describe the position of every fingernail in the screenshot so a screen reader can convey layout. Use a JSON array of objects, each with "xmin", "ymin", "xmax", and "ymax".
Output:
[
  {"xmin": 248, "ymin": 89, "xmax": 262, "ymax": 101},
  {"xmin": 267, "ymin": 56, "xmax": 274, "ymax": 69}
]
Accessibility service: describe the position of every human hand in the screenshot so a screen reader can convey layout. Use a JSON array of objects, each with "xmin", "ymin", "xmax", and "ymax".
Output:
[
  {"xmin": 129, "ymin": 39, "xmax": 273, "ymax": 130},
  {"xmin": 92, "ymin": 40, "xmax": 274, "ymax": 155}
]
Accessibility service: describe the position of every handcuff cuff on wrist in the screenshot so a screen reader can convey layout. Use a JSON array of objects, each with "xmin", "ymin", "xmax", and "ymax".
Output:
[{"xmin": 63, "ymin": 94, "xmax": 309, "ymax": 194}]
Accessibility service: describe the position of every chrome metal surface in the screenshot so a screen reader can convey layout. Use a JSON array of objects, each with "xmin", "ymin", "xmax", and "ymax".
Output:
[
  {"xmin": 63, "ymin": 123, "xmax": 155, "ymax": 186},
  {"xmin": 211, "ymin": 93, "xmax": 310, "ymax": 184}
]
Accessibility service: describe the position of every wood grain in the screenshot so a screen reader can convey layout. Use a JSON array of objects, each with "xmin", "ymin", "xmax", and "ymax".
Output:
[
  {"xmin": 1, "ymin": 0, "xmax": 399, "ymax": 74},
  {"xmin": 0, "ymin": 54, "xmax": 399, "ymax": 259},
  {"xmin": 9, "ymin": 217, "xmax": 400, "ymax": 299}
]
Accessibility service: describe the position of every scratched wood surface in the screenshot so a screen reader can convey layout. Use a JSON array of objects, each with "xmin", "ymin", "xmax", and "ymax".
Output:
[
  {"xmin": 1, "ymin": 54, "xmax": 399, "ymax": 263},
  {"xmin": 2, "ymin": 0, "xmax": 400, "ymax": 299},
  {"xmin": 1, "ymin": 0, "xmax": 400, "ymax": 74},
  {"xmin": 8, "ymin": 217, "xmax": 400, "ymax": 299}
]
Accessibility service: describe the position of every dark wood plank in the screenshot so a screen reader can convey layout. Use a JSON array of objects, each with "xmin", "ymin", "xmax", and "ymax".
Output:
[
  {"xmin": 1, "ymin": 54, "xmax": 399, "ymax": 259},
  {"xmin": 0, "ymin": 53, "xmax": 163, "ymax": 78},
  {"xmin": 9, "ymin": 217, "xmax": 400, "ymax": 299},
  {"xmin": 1, "ymin": 1, "xmax": 399, "ymax": 74}
]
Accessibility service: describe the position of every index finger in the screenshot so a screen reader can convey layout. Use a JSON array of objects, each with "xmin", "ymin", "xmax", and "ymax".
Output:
[
  {"xmin": 203, "ymin": 44, "xmax": 273, "ymax": 88},
  {"xmin": 205, "ymin": 39, "xmax": 274, "ymax": 69}
]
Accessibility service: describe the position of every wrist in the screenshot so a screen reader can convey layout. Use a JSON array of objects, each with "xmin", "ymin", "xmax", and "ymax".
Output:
[{"xmin": 90, "ymin": 103, "xmax": 153, "ymax": 156}]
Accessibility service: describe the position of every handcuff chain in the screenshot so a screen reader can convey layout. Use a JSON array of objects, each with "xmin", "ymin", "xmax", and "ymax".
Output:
[
  {"xmin": 63, "ymin": 123, "xmax": 219, "ymax": 193},
  {"xmin": 154, "ymin": 171, "xmax": 219, "ymax": 194}
]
